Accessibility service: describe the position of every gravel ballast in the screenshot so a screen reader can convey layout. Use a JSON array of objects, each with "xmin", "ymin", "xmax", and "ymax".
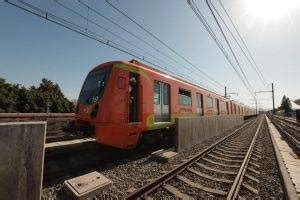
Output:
[
  {"xmin": 42, "ymin": 122, "xmax": 247, "ymax": 199},
  {"xmin": 42, "ymin": 117, "xmax": 286, "ymax": 199},
  {"xmin": 258, "ymin": 117, "xmax": 285, "ymax": 198}
]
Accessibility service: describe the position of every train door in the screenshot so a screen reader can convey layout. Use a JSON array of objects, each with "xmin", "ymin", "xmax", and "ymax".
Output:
[
  {"xmin": 196, "ymin": 93, "xmax": 203, "ymax": 116},
  {"xmin": 216, "ymin": 98, "xmax": 220, "ymax": 115},
  {"xmin": 154, "ymin": 81, "xmax": 170, "ymax": 122},
  {"xmin": 226, "ymin": 102, "xmax": 229, "ymax": 115},
  {"xmin": 129, "ymin": 72, "xmax": 139, "ymax": 123}
]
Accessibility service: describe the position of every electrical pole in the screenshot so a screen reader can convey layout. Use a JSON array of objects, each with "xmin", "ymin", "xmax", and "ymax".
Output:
[
  {"xmin": 249, "ymin": 99, "xmax": 258, "ymax": 115},
  {"xmin": 272, "ymin": 83, "xmax": 275, "ymax": 114},
  {"xmin": 225, "ymin": 87, "xmax": 238, "ymax": 99},
  {"xmin": 255, "ymin": 99, "xmax": 258, "ymax": 115},
  {"xmin": 254, "ymin": 83, "xmax": 275, "ymax": 114}
]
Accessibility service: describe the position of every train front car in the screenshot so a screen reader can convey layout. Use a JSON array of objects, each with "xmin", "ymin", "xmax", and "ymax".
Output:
[{"xmin": 75, "ymin": 61, "xmax": 143, "ymax": 149}]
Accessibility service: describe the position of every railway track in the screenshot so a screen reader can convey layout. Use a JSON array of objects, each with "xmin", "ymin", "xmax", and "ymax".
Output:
[
  {"xmin": 126, "ymin": 116, "xmax": 264, "ymax": 199},
  {"xmin": 270, "ymin": 115, "xmax": 300, "ymax": 154},
  {"xmin": 272, "ymin": 115, "xmax": 299, "ymax": 127}
]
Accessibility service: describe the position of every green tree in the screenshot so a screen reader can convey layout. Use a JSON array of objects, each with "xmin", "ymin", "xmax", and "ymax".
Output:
[
  {"xmin": 0, "ymin": 77, "xmax": 75, "ymax": 113},
  {"xmin": 279, "ymin": 95, "xmax": 292, "ymax": 115}
]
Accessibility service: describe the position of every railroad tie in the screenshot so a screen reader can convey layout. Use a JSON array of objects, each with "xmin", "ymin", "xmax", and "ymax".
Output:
[
  {"xmin": 195, "ymin": 162, "xmax": 236, "ymax": 175},
  {"xmin": 252, "ymin": 149, "xmax": 262, "ymax": 155},
  {"xmin": 222, "ymin": 144, "xmax": 248, "ymax": 150},
  {"xmin": 187, "ymin": 168, "xmax": 233, "ymax": 184},
  {"xmin": 217, "ymin": 145, "xmax": 247, "ymax": 153},
  {"xmin": 245, "ymin": 174, "xmax": 260, "ymax": 183},
  {"xmin": 176, "ymin": 175, "xmax": 227, "ymax": 196},
  {"xmin": 163, "ymin": 184, "xmax": 192, "ymax": 200},
  {"xmin": 216, "ymin": 147, "xmax": 246, "ymax": 155},
  {"xmin": 248, "ymin": 167, "xmax": 260, "ymax": 175},
  {"xmin": 252, "ymin": 152, "xmax": 262, "ymax": 159},
  {"xmin": 250, "ymin": 156, "xmax": 259, "ymax": 162},
  {"xmin": 222, "ymin": 144, "xmax": 246, "ymax": 149},
  {"xmin": 202, "ymin": 157, "xmax": 240, "ymax": 168},
  {"xmin": 249, "ymin": 161, "xmax": 260, "ymax": 168},
  {"xmin": 208, "ymin": 154, "xmax": 243, "ymax": 163},
  {"xmin": 212, "ymin": 150, "xmax": 244, "ymax": 159},
  {"xmin": 242, "ymin": 183, "xmax": 259, "ymax": 195}
]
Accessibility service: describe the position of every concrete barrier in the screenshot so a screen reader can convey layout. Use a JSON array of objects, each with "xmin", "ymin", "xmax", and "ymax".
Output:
[
  {"xmin": 175, "ymin": 115, "xmax": 244, "ymax": 152},
  {"xmin": 0, "ymin": 121, "xmax": 46, "ymax": 200}
]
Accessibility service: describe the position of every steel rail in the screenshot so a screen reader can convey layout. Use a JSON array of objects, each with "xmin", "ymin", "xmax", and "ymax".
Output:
[
  {"xmin": 226, "ymin": 115, "xmax": 264, "ymax": 199},
  {"xmin": 125, "ymin": 117, "xmax": 257, "ymax": 199},
  {"xmin": 266, "ymin": 116, "xmax": 299, "ymax": 199},
  {"xmin": 270, "ymin": 116, "xmax": 300, "ymax": 154},
  {"xmin": 273, "ymin": 115, "xmax": 299, "ymax": 127}
]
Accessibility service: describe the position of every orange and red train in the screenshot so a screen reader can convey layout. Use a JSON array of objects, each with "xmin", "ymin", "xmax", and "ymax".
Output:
[{"xmin": 75, "ymin": 60, "xmax": 256, "ymax": 149}]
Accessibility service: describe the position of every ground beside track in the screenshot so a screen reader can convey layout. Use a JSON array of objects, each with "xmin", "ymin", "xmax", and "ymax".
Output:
[
  {"xmin": 42, "ymin": 116, "xmax": 285, "ymax": 199},
  {"xmin": 41, "ymin": 119, "xmax": 253, "ymax": 199},
  {"xmin": 97, "ymin": 116, "xmax": 284, "ymax": 199},
  {"xmin": 259, "ymin": 117, "xmax": 285, "ymax": 198}
]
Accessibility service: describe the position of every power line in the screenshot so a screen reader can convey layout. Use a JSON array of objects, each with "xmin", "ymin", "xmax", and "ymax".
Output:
[
  {"xmin": 209, "ymin": 1, "xmax": 266, "ymax": 86},
  {"xmin": 187, "ymin": 0, "xmax": 247, "ymax": 98},
  {"xmin": 78, "ymin": 0, "xmax": 223, "ymax": 90},
  {"xmin": 4, "ymin": 0, "xmax": 223, "ymax": 94},
  {"xmin": 205, "ymin": 0, "xmax": 255, "ymax": 97},
  {"xmin": 6, "ymin": 0, "xmax": 172, "ymax": 72},
  {"xmin": 105, "ymin": 0, "xmax": 225, "ymax": 88},
  {"xmin": 187, "ymin": 0, "xmax": 255, "ymax": 98},
  {"xmin": 53, "ymin": 0, "xmax": 172, "ymax": 69},
  {"xmin": 188, "ymin": 0, "xmax": 253, "ymax": 97},
  {"xmin": 218, "ymin": 0, "xmax": 267, "ymax": 85}
]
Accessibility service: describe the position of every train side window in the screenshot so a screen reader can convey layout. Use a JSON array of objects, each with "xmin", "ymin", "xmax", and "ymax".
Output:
[
  {"xmin": 163, "ymin": 84, "xmax": 169, "ymax": 105},
  {"xmin": 178, "ymin": 88, "xmax": 191, "ymax": 106},
  {"xmin": 207, "ymin": 96, "xmax": 213, "ymax": 108},
  {"xmin": 154, "ymin": 81, "xmax": 160, "ymax": 105},
  {"xmin": 117, "ymin": 77, "xmax": 126, "ymax": 89}
]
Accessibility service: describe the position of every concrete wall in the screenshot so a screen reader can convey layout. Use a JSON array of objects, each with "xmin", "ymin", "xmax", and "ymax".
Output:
[
  {"xmin": 0, "ymin": 121, "xmax": 46, "ymax": 200},
  {"xmin": 175, "ymin": 115, "xmax": 244, "ymax": 152}
]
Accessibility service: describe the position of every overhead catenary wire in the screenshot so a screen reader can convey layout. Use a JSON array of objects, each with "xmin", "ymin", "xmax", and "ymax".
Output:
[
  {"xmin": 187, "ymin": 0, "xmax": 255, "ymax": 99},
  {"xmin": 5, "ymin": 0, "xmax": 223, "ymax": 94},
  {"xmin": 6, "ymin": 0, "xmax": 175, "ymax": 72},
  {"xmin": 77, "ymin": 0, "xmax": 224, "ymax": 91},
  {"xmin": 65, "ymin": 0, "xmax": 224, "ymax": 91},
  {"xmin": 105, "ymin": 0, "xmax": 225, "ymax": 89},
  {"xmin": 77, "ymin": 0, "xmax": 189, "ymax": 70},
  {"xmin": 217, "ymin": 0, "xmax": 267, "ymax": 85},
  {"xmin": 205, "ymin": 0, "xmax": 255, "ymax": 97},
  {"xmin": 209, "ymin": 1, "xmax": 266, "ymax": 86},
  {"xmin": 53, "ymin": 0, "xmax": 173, "ymax": 69},
  {"xmin": 187, "ymin": 0, "xmax": 244, "ymax": 99}
]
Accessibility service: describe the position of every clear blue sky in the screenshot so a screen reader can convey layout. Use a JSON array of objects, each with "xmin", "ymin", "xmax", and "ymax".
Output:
[{"xmin": 1, "ymin": 0, "xmax": 299, "ymax": 110}]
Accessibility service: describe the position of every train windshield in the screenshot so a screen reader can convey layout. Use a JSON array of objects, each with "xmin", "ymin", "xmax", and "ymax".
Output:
[{"xmin": 78, "ymin": 67, "xmax": 111, "ymax": 104}]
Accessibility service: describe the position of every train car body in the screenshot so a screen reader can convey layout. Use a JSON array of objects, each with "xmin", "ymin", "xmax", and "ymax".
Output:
[{"xmin": 75, "ymin": 60, "xmax": 255, "ymax": 149}]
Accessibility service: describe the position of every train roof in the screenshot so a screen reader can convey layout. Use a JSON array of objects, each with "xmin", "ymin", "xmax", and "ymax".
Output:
[
  {"xmin": 94, "ymin": 59, "xmax": 255, "ymax": 109},
  {"xmin": 128, "ymin": 59, "xmax": 229, "ymax": 101}
]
